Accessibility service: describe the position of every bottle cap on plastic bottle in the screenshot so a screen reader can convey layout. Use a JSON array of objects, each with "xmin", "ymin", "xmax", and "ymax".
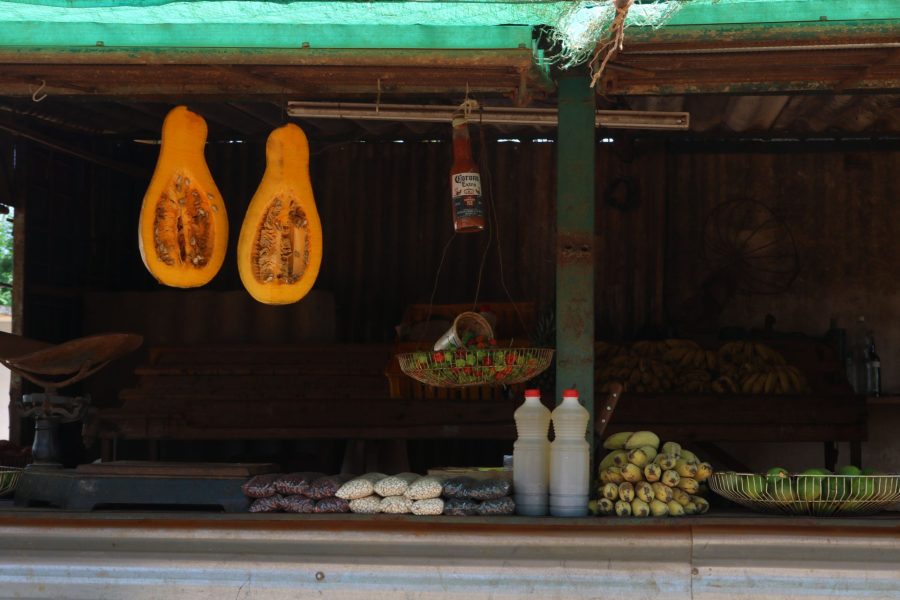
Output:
[
  {"xmin": 563, "ymin": 389, "xmax": 579, "ymax": 399},
  {"xmin": 524, "ymin": 389, "xmax": 541, "ymax": 398}
]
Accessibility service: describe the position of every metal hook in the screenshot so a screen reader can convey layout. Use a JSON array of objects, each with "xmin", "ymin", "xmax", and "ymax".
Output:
[{"xmin": 30, "ymin": 79, "xmax": 47, "ymax": 103}]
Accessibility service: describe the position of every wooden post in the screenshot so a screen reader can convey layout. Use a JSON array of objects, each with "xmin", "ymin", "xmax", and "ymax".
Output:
[{"xmin": 555, "ymin": 73, "xmax": 596, "ymax": 448}]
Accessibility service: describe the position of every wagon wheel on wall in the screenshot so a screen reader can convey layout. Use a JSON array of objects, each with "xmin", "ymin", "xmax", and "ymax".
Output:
[{"xmin": 701, "ymin": 200, "xmax": 800, "ymax": 296}]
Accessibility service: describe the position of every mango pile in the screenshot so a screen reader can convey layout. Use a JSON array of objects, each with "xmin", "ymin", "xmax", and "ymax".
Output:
[
  {"xmin": 596, "ymin": 339, "xmax": 811, "ymax": 395},
  {"xmin": 589, "ymin": 430, "xmax": 714, "ymax": 517}
]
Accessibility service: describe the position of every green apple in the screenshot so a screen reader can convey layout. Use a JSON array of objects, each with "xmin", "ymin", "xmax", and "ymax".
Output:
[
  {"xmin": 797, "ymin": 468, "xmax": 825, "ymax": 502},
  {"xmin": 766, "ymin": 467, "xmax": 795, "ymax": 502}
]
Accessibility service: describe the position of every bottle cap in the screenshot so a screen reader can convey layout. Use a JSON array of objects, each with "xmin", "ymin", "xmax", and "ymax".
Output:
[
  {"xmin": 563, "ymin": 389, "xmax": 579, "ymax": 399},
  {"xmin": 524, "ymin": 389, "xmax": 541, "ymax": 398}
]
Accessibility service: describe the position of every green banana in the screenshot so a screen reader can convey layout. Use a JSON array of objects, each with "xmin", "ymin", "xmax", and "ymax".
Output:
[
  {"xmin": 679, "ymin": 449, "xmax": 698, "ymax": 463},
  {"xmin": 603, "ymin": 431, "xmax": 633, "ymax": 450},
  {"xmin": 625, "ymin": 431, "xmax": 661, "ymax": 450}
]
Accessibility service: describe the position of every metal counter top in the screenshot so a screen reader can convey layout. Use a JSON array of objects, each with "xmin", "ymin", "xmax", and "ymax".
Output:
[{"xmin": 0, "ymin": 506, "xmax": 898, "ymax": 599}]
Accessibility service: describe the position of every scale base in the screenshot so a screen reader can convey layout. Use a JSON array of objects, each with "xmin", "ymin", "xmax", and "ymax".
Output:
[{"xmin": 14, "ymin": 462, "xmax": 277, "ymax": 512}]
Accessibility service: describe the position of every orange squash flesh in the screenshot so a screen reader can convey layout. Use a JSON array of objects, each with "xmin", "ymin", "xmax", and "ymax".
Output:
[
  {"xmin": 237, "ymin": 123, "xmax": 322, "ymax": 305},
  {"xmin": 138, "ymin": 106, "xmax": 228, "ymax": 288}
]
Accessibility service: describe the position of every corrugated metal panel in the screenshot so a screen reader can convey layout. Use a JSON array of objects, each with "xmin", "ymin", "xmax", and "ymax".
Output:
[{"xmin": 0, "ymin": 513, "xmax": 899, "ymax": 599}]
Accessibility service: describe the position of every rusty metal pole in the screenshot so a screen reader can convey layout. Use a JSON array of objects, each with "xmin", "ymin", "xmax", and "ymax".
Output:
[{"xmin": 555, "ymin": 73, "xmax": 595, "ymax": 450}]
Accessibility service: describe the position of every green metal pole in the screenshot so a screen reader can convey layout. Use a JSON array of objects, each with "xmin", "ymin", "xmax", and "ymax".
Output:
[{"xmin": 555, "ymin": 73, "xmax": 596, "ymax": 449}]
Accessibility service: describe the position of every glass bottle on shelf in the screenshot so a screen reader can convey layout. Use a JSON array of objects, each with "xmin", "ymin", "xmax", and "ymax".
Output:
[
  {"xmin": 449, "ymin": 116, "xmax": 485, "ymax": 233},
  {"xmin": 864, "ymin": 331, "xmax": 881, "ymax": 397},
  {"xmin": 847, "ymin": 316, "xmax": 867, "ymax": 394}
]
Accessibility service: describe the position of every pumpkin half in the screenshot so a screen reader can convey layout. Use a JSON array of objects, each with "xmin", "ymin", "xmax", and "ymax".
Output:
[
  {"xmin": 138, "ymin": 106, "xmax": 228, "ymax": 288},
  {"xmin": 237, "ymin": 123, "xmax": 322, "ymax": 305}
]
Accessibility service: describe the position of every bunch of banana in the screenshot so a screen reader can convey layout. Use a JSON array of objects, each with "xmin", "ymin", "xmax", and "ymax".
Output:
[
  {"xmin": 662, "ymin": 342, "xmax": 717, "ymax": 373},
  {"xmin": 739, "ymin": 365, "xmax": 811, "ymax": 395},
  {"xmin": 596, "ymin": 357, "xmax": 674, "ymax": 393},
  {"xmin": 593, "ymin": 432, "xmax": 713, "ymax": 517},
  {"xmin": 674, "ymin": 369, "xmax": 712, "ymax": 393},
  {"xmin": 631, "ymin": 341, "xmax": 670, "ymax": 360},
  {"xmin": 718, "ymin": 341, "xmax": 786, "ymax": 369},
  {"xmin": 596, "ymin": 341, "xmax": 627, "ymax": 362},
  {"xmin": 711, "ymin": 375, "xmax": 740, "ymax": 394}
]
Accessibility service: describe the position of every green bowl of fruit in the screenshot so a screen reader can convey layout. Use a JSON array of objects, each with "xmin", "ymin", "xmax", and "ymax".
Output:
[{"xmin": 709, "ymin": 466, "xmax": 900, "ymax": 516}]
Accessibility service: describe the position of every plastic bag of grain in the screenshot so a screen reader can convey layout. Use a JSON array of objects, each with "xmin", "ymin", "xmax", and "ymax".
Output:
[
  {"xmin": 374, "ymin": 473, "xmax": 420, "ymax": 497},
  {"xmin": 307, "ymin": 474, "xmax": 356, "ymax": 500},
  {"xmin": 315, "ymin": 497, "xmax": 350, "ymax": 513},
  {"xmin": 379, "ymin": 496, "xmax": 413, "ymax": 514},
  {"xmin": 442, "ymin": 498, "xmax": 478, "ymax": 516},
  {"xmin": 405, "ymin": 476, "xmax": 444, "ymax": 500},
  {"xmin": 468, "ymin": 478, "xmax": 512, "ymax": 501},
  {"xmin": 248, "ymin": 494, "xmax": 283, "ymax": 513},
  {"xmin": 282, "ymin": 495, "xmax": 316, "ymax": 514},
  {"xmin": 441, "ymin": 476, "xmax": 477, "ymax": 499},
  {"xmin": 411, "ymin": 498, "xmax": 444, "ymax": 516},
  {"xmin": 349, "ymin": 495, "xmax": 382, "ymax": 514},
  {"xmin": 476, "ymin": 496, "xmax": 516, "ymax": 516},
  {"xmin": 242, "ymin": 473, "xmax": 283, "ymax": 499},
  {"xmin": 336, "ymin": 473, "xmax": 388, "ymax": 500},
  {"xmin": 274, "ymin": 472, "xmax": 325, "ymax": 496}
]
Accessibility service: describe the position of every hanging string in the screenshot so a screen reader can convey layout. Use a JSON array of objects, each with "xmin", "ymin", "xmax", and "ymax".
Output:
[{"xmin": 424, "ymin": 231, "xmax": 458, "ymax": 328}]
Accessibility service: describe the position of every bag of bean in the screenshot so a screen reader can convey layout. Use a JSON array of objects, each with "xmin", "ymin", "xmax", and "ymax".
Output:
[
  {"xmin": 374, "ymin": 473, "xmax": 420, "ymax": 497},
  {"xmin": 315, "ymin": 497, "xmax": 350, "ymax": 513},
  {"xmin": 405, "ymin": 476, "xmax": 444, "ymax": 500},
  {"xmin": 248, "ymin": 494, "xmax": 283, "ymax": 513},
  {"xmin": 336, "ymin": 473, "xmax": 387, "ymax": 500},
  {"xmin": 411, "ymin": 498, "xmax": 444, "ymax": 516},
  {"xmin": 242, "ymin": 473, "xmax": 283, "ymax": 499},
  {"xmin": 307, "ymin": 474, "xmax": 356, "ymax": 500},
  {"xmin": 443, "ymin": 498, "xmax": 479, "ymax": 516},
  {"xmin": 274, "ymin": 472, "xmax": 325, "ymax": 496},
  {"xmin": 476, "ymin": 496, "xmax": 516, "ymax": 516},
  {"xmin": 379, "ymin": 496, "xmax": 413, "ymax": 514},
  {"xmin": 349, "ymin": 495, "xmax": 382, "ymax": 514},
  {"xmin": 468, "ymin": 478, "xmax": 512, "ymax": 501},
  {"xmin": 442, "ymin": 476, "xmax": 477, "ymax": 499},
  {"xmin": 281, "ymin": 495, "xmax": 316, "ymax": 514}
]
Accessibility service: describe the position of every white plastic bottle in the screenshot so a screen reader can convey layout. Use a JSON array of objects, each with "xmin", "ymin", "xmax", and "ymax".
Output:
[
  {"xmin": 549, "ymin": 388, "xmax": 590, "ymax": 517},
  {"xmin": 513, "ymin": 388, "xmax": 551, "ymax": 516}
]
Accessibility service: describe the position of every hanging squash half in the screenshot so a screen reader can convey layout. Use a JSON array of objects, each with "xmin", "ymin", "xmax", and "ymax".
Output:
[
  {"xmin": 237, "ymin": 123, "xmax": 322, "ymax": 305},
  {"xmin": 138, "ymin": 106, "xmax": 228, "ymax": 288}
]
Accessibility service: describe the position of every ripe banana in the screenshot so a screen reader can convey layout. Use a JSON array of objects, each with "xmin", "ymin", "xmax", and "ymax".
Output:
[
  {"xmin": 615, "ymin": 500, "xmax": 632, "ymax": 517},
  {"xmin": 677, "ymin": 477, "xmax": 700, "ymax": 495},
  {"xmin": 618, "ymin": 482, "xmax": 635, "ymax": 502},
  {"xmin": 675, "ymin": 459, "xmax": 699, "ymax": 479},
  {"xmin": 662, "ymin": 470, "xmax": 681, "ymax": 487},
  {"xmin": 644, "ymin": 463, "xmax": 662, "ymax": 483},
  {"xmin": 598, "ymin": 498, "xmax": 615, "ymax": 515},
  {"xmin": 691, "ymin": 496, "xmax": 710, "ymax": 514},
  {"xmin": 695, "ymin": 462, "xmax": 714, "ymax": 482},
  {"xmin": 652, "ymin": 482, "xmax": 673, "ymax": 503},
  {"xmin": 671, "ymin": 488, "xmax": 691, "ymax": 506},
  {"xmin": 649, "ymin": 499, "xmax": 670, "ymax": 516},
  {"xmin": 603, "ymin": 431, "xmax": 633, "ymax": 450},
  {"xmin": 627, "ymin": 448, "xmax": 650, "ymax": 468},
  {"xmin": 635, "ymin": 481, "xmax": 655, "ymax": 503},
  {"xmin": 656, "ymin": 454, "xmax": 677, "ymax": 470},
  {"xmin": 598, "ymin": 450, "xmax": 627, "ymax": 472},
  {"xmin": 667, "ymin": 500, "xmax": 685, "ymax": 516},
  {"xmin": 683, "ymin": 501, "xmax": 699, "ymax": 515},
  {"xmin": 625, "ymin": 431, "xmax": 661, "ymax": 450},
  {"xmin": 602, "ymin": 482, "xmax": 620, "ymax": 501},
  {"xmin": 621, "ymin": 463, "xmax": 644, "ymax": 483},
  {"xmin": 599, "ymin": 469, "xmax": 611, "ymax": 484},
  {"xmin": 605, "ymin": 467, "xmax": 624, "ymax": 484},
  {"xmin": 613, "ymin": 452, "xmax": 632, "ymax": 468},
  {"xmin": 631, "ymin": 498, "xmax": 650, "ymax": 517}
]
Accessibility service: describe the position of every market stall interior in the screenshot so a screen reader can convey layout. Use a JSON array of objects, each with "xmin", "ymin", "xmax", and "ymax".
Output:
[{"xmin": 0, "ymin": 0, "xmax": 898, "ymax": 511}]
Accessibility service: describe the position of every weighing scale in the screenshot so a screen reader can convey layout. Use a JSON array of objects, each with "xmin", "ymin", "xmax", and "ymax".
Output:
[{"xmin": 1, "ymin": 332, "xmax": 273, "ymax": 512}]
